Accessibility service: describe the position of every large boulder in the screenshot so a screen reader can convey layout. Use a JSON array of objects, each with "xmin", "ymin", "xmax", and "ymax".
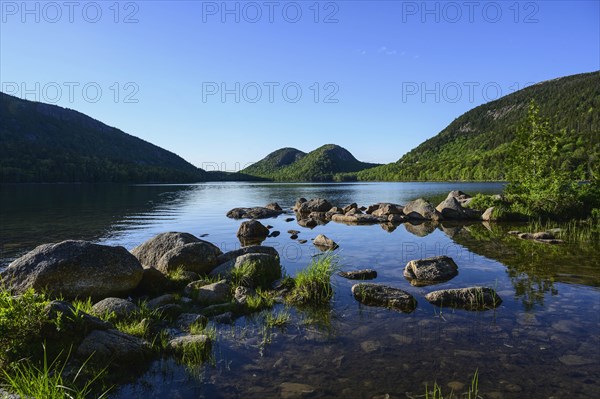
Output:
[
  {"xmin": 446, "ymin": 190, "xmax": 471, "ymax": 203},
  {"xmin": 237, "ymin": 220, "xmax": 270, "ymax": 241},
  {"xmin": 1, "ymin": 240, "xmax": 143, "ymax": 299},
  {"xmin": 403, "ymin": 256, "xmax": 459, "ymax": 286},
  {"xmin": 351, "ymin": 283, "xmax": 416, "ymax": 313},
  {"xmin": 226, "ymin": 207, "xmax": 283, "ymax": 219},
  {"xmin": 76, "ymin": 329, "xmax": 152, "ymax": 365},
  {"xmin": 435, "ymin": 197, "xmax": 474, "ymax": 219},
  {"xmin": 134, "ymin": 266, "xmax": 172, "ymax": 296},
  {"xmin": 296, "ymin": 198, "xmax": 333, "ymax": 214},
  {"xmin": 155, "ymin": 242, "xmax": 219, "ymax": 275},
  {"xmin": 403, "ymin": 198, "xmax": 443, "ymax": 221},
  {"xmin": 131, "ymin": 232, "xmax": 221, "ymax": 269},
  {"xmin": 425, "ymin": 287, "xmax": 502, "ymax": 311},
  {"xmin": 91, "ymin": 297, "xmax": 139, "ymax": 321}
]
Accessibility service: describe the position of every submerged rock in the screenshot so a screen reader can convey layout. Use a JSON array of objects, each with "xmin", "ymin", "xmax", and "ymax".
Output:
[
  {"xmin": 226, "ymin": 206, "xmax": 283, "ymax": 219},
  {"xmin": 338, "ymin": 269, "xmax": 377, "ymax": 280},
  {"xmin": 403, "ymin": 256, "xmax": 458, "ymax": 286},
  {"xmin": 297, "ymin": 218, "xmax": 318, "ymax": 228},
  {"xmin": 313, "ymin": 234, "xmax": 338, "ymax": 250},
  {"xmin": 1, "ymin": 240, "xmax": 143, "ymax": 299},
  {"xmin": 425, "ymin": 287, "xmax": 502, "ymax": 310},
  {"xmin": 351, "ymin": 283, "xmax": 417, "ymax": 313},
  {"xmin": 168, "ymin": 334, "xmax": 211, "ymax": 352}
]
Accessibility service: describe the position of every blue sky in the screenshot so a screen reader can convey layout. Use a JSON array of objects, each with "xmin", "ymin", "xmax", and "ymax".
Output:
[{"xmin": 1, "ymin": 1, "xmax": 598, "ymax": 170}]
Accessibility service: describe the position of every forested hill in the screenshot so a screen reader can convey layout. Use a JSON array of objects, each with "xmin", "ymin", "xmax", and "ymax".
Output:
[
  {"xmin": 242, "ymin": 144, "xmax": 379, "ymax": 181},
  {"xmin": 0, "ymin": 93, "xmax": 205, "ymax": 183},
  {"xmin": 357, "ymin": 71, "xmax": 600, "ymax": 181}
]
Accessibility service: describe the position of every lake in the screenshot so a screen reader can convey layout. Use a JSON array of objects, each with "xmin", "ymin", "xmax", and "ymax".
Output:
[{"xmin": 1, "ymin": 182, "xmax": 599, "ymax": 398}]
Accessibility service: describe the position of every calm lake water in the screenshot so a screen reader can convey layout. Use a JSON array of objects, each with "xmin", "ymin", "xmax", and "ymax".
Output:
[{"xmin": 1, "ymin": 182, "xmax": 599, "ymax": 398}]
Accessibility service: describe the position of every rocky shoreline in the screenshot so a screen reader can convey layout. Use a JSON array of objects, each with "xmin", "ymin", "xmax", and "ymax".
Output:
[{"xmin": 1, "ymin": 189, "xmax": 563, "ymax": 395}]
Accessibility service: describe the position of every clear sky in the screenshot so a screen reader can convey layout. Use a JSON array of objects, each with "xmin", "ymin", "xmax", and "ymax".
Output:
[{"xmin": 1, "ymin": 0, "xmax": 598, "ymax": 171}]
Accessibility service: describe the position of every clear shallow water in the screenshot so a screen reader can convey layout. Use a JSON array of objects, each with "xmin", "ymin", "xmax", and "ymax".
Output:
[{"xmin": 1, "ymin": 182, "xmax": 599, "ymax": 398}]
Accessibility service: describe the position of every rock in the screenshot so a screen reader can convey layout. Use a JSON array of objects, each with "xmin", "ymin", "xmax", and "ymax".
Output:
[
  {"xmin": 482, "ymin": 206, "xmax": 495, "ymax": 221},
  {"xmin": 403, "ymin": 256, "xmax": 458, "ymax": 286},
  {"xmin": 280, "ymin": 382, "xmax": 315, "ymax": 399},
  {"xmin": 177, "ymin": 313, "xmax": 208, "ymax": 331},
  {"xmin": 155, "ymin": 242, "xmax": 219, "ymax": 275},
  {"xmin": 216, "ymin": 245, "xmax": 279, "ymax": 265},
  {"xmin": 297, "ymin": 239, "xmax": 307, "ymax": 244},
  {"xmin": 313, "ymin": 234, "xmax": 338, "ymax": 250},
  {"xmin": 325, "ymin": 207, "xmax": 344, "ymax": 218},
  {"xmin": 213, "ymin": 311, "xmax": 233, "ymax": 324},
  {"xmin": 435, "ymin": 197, "xmax": 475, "ymax": 219},
  {"xmin": 183, "ymin": 279, "xmax": 211, "ymax": 296},
  {"xmin": 351, "ymin": 283, "xmax": 416, "ymax": 313},
  {"xmin": 331, "ymin": 214, "xmax": 384, "ymax": 224},
  {"xmin": 76, "ymin": 329, "xmax": 152, "ymax": 365},
  {"xmin": 297, "ymin": 218, "xmax": 318, "ymax": 228},
  {"xmin": 231, "ymin": 253, "xmax": 282, "ymax": 288},
  {"xmin": 234, "ymin": 286, "xmax": 256, "ymax": 304},
  {"xmin": 134, "ymin": 266, "xmax": 171, "ymax": 296},
  {"xmin": 518, "ymin": 232, "xmax": 534, "ymax": 239},
  {"xmin": 425, "ymin": 287, "xmax": 502, "ymax": 310},
  {"xmin": 372, "ymin": 203, "xmax": 403, "ymax": 217},
  {"xmin": 226, "ymin": 207, "xmax": 283, "ymax": 219},
  {"xmin": 342, "ymin": 203, "xmax": 358, "ymax": 213},
  {"xmin": 131, "ymin": 232, "xmax": 221, "ymax": 268},
  {"xmin": 155, "ymin": 304, "xmax": 182, "ymax": 319},
  {"xmin": 293, "ymin": 198, "xmax": 307, "ymax": 210},
  {"xmin": 360, "ymin": 340, "xmax": 381, "ymax": 353},
  {"xmin": 345, "ymin": 208, "xmax": 363, "ymax": 216},
  {"xmin": 290, "ymin": 234, "xmax": 298, "ymax": 240},
  {"xmin": 237, "ymin": 220, "xmax": 270, "ymax": 241},
  {"xmin": 388, "ymin": 214, "xmax": 406, "ymax": 223},
  {"xmin": 285, "ymin": 217, "xmax": 295, "ymax": 222},
  {"xmin": 194, "ymin": 280, "xmax": 231, "ymax": 304},
  {"xmin": 288, "ymin": 230, "xmax": 300, "ymax": 235},
  {"xmin": 1, "ymin": 240, "xmax": 143, "ymax": 299},
  {"xmin": 308, "ymin": 211, "xmax": 328, "ymax": 220},
  {"xmin": 146, "ymin": 294, "xmax": 177, "ymax": 310},
  {"xmin": 508, "ymin": 230, "xmax": 521, "ymax": 235},
  {"xmin": 403, "ymin": 198, "xmax": 443, "ymax": 221},
  {"xmin": 296, "ymin": 198, "xmax": 333, "ymax": 214},
  {"xmin": 41, "ymin": 300, "xmax": 112, "ymax": 341},
  {"xmin": 446, "ymin": 190, "xmax": 471, "ymax": 203},
  {"xmin": 533, "ymin": 231, "xmax": 555, "ymax": 240},
  {"xmin": 168, "ymin": 334, "xmax": 211, "ymax": 352},
  {"xmin": 338, "ymin": 269, "xmax": 377, "ymax": 280},
  {"xmin": 91, "ymin": 298, "xmax": 139, "ymax": 321},
  {"xmin": 265, "ymin": 202, "xmax": 282, "ymax": 211},
  {"xmin": 447, "ymin": 381, "xmax": 465, "ymax": 391},
  {"xmin": 269, "ymin": 231, "xmax": 281, "ymax": 238},
  {"xmin": 365, "ymin": 204, "xmax": 381, "ymax": 214}
]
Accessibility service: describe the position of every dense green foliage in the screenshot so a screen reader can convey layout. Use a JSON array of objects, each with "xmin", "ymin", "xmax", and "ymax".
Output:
[
  {"xmin": 242, "ymin": 144, "xmax": 379, "ymax": 181},
  {"xmin": 0, "ymin": 93, "xmax": 206, "ymax": 183},
  {"xmin": 0, "ymin": 287, "xmax": 49, "ymax": 364},
  {"xmin": 357, "ymin": 71, "xmax": 600, "ymax": 181}
]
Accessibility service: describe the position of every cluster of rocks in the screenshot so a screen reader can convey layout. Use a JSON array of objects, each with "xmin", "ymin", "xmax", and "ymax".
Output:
[
  {"xmin": 346, "ymin": 255, "xmax": 502, "ymax": 313},
  {"xmin": 226, "ymin": 192, "xmax": 491, "ymax": 234},
  {"xmin": 0, "ymin": 232, "xmax": 284, "ymax": 369}
]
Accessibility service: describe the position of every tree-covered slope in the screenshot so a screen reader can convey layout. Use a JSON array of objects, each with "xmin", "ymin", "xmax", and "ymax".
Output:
[
  {"xmin": 0, "ymin": 93, "xmax": 205, "ymax": 183},
  {"xmin": 242, "ymin": 144, "xmax": 379, "ymax": 181},
  {"xmin": 358, "ymin": 71, "xmax": 600, "ymax": 181}
]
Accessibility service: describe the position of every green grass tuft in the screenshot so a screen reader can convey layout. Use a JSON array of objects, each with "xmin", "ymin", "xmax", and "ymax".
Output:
[{"xmin": 287, "ymin": 253, "xmax": 340, "ymax": 306}]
